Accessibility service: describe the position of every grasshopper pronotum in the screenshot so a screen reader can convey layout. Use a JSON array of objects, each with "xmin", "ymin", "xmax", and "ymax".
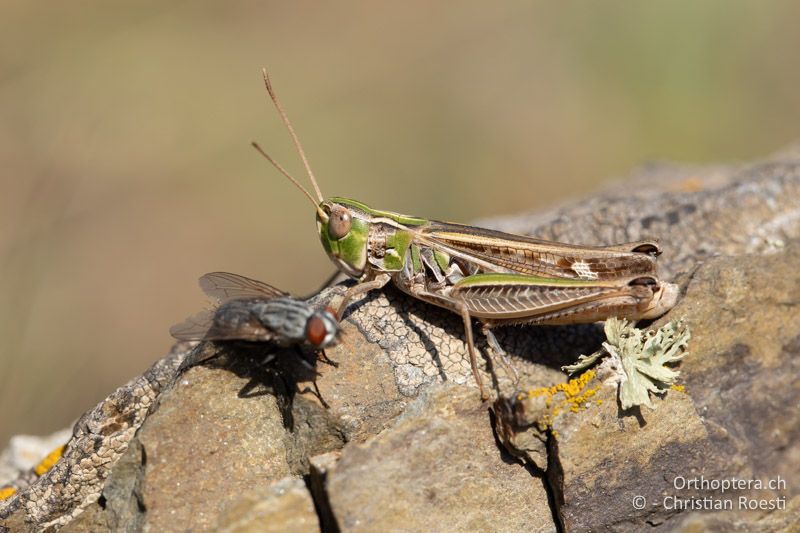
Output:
[{"xmin": 253, "ymin": 70, "xmax": 678, "ymax": 400}]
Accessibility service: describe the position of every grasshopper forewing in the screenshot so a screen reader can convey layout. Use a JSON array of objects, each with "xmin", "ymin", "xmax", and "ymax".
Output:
[
  {"xmin": 252, "ymin": 71, "xmax": 678, "ymax": 400},
  {"xmin": 416, "ymin": 220, "xmax": 661, "ymax": 279}
]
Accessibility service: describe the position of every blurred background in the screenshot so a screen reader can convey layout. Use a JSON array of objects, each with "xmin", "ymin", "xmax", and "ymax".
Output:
[{"xmin": 2, "ymin": 0, "xmax": 799, "ymax": 444}]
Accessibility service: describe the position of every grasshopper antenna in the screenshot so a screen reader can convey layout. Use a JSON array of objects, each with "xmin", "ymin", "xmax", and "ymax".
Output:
[
  {"xmin": 251, "ymin": 141, "xmax": 328, "ymax": 222},
  {"xmin": 260, "ymin": 68, "xmax": 324, "ymax": 203}
]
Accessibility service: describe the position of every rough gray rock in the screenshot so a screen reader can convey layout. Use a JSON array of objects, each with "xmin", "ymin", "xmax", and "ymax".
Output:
[
  {"xmin": 339, "ymin": 155, "xmax": 800, "ymax": 396},
  {"xmin": 322, "ymin": 385, "xmax": 554, "ymax": 532},
  {"xmin": 495, "ymin": 244, "xmax": 800, "ymax": 531},
  {"xmin": 215, "ymin": 477, "xmax": 320, "ymax": 533},
  {"xmin": 2, "ymin": 148, "xmax": 800, "ymax": 531},
  {"xmin": 0, "ymin": 430, "xmax": 72, "ymax": 488},
  {"xmin": 0, "ymin": 345, "xmax": 186, "ymax": 531}
]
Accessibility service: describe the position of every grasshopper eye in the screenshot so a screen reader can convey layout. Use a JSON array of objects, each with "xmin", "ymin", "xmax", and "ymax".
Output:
[{"xmin": 328, "ymin": 206, "xmax": 352, "ymax": 240}]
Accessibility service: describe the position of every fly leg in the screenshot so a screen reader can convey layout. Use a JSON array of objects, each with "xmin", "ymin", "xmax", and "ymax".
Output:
[
  {"xmin": 335, "ymin": 273, "xmax": 391, "ymax": 319},
  {"xmin": 292, "ymin": 347, "xmax": 331, "ymax": 408},
  {"xmin": 308, "ymin": 379, "xmax": 330, "ymax": 409},
  {"xmin": 294, "ymin": 348, "xmax": 317, "ymax": 372},
  {"xmin": 317, "ymin": 349, "xmax": 339, "ymax": 367},
  {"xmin": 481, "ymin": 324, "xmax": 520, "ymax": 386}
]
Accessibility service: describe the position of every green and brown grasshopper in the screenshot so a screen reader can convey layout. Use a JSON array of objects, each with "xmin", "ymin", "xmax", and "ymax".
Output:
[{"xmin": 254, "ymin": 71, "xmax": 678, "ymax": 400}]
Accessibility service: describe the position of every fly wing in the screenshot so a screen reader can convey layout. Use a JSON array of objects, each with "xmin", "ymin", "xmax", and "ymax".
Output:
[
  {"xmin": 169, "ymin": 309, "xmax": 216, "ymax": 340},
  {"xmin": 169, "ymin": 306, "xmax": 274, "ymax": 341},
  {"xmin": 419, "ymin": 220, "xmax": 659, "ymax": 280},
  {"xmin": 199, "ymin": 272, "xmax": 288, "ymax": 303}
]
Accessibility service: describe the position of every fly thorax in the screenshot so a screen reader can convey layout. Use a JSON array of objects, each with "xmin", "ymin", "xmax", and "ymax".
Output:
[{"xmin": 259, "ymin": 299, "xmax": 313, "ymax": 343}]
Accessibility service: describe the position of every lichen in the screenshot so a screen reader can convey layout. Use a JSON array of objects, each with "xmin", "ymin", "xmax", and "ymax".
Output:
[
  {"xmin": 0, "ymin": 444, "xmax": 67, "ymax": 504},
  {"xmin": 33, "ymin": 444, "xmax": 67, "ymax": 477},
  {"xmin": 563, "ymin": 317, "xmax": 691, "ymax": 410},
  {"xmin": 516, "ymin": 370, "xmax": 601, "ymax": 429}
]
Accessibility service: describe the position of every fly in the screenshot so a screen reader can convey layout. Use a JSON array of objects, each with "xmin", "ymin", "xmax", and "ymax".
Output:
[{"xmin": 171, "ymin": 272, "xmax": 340, "ymax": 350}]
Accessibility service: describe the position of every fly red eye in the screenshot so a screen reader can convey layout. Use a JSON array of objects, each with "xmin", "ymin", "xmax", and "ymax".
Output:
[
  {"xmin": 328, "ymin": 205, "xmax": 352, "ymax": 240},
  {"xmin": 305, "ymin": 316, "xmax": 328, "ymax": 347}
]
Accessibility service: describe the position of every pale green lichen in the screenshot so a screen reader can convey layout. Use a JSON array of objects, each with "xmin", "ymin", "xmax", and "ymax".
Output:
[{"xmin": 563, "ymin": 318, "xmax": 690, "ymax": 410}]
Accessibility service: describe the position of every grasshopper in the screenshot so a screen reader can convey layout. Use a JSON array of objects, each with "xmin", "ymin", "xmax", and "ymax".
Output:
[{"xmin": 253, "ymin": 70, "xmax": 678, "ymax": 400}]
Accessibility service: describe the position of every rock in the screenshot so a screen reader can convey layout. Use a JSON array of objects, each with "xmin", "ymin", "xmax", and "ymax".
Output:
[
  {"xmin": 308, "ymin": 452, "xmax": 340, "ymax": 532},
  {"xmin": 496, "ymin": 244, "xmax": 800, "ymax": 531},
  {"xmin": 215, "ymin": 477, "xmax": 320, "ymax": 533},
  {"xmin": 0, "ymin": 429, "xmax": 72, "ymax": 486},
  {"xmin": 3, "ymin": 148, "xmax": 800, "ymax": 531},
  {"xmin": 59, "ymin": 344, "xmax": 327, "ymax": 531},
  {"xmin": 323, "ymin": 384, "xmax": 555, "ymax": 532},
  {"xmin": 305, "ymin": 319, "xmax": 410, "ymax": 443},
  {"xmin": 669, "ymin": 494, "xmax": 800, "ymax": 532},
  {"xmin": 0, "ymin": 349, "xmax": 184, "ymax": 531},
  {"xmin": 58, "ymin": 448, "xmax": 145, "ymax": 533},
  {"xmin": 122, "ymin": 344, "xmax": 348, "ymax": 531}
]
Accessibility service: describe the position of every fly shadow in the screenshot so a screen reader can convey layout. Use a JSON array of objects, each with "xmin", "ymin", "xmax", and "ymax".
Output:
[{"xmin": 178, "ymin": 340, "xmax": 334, "ymax": 431}]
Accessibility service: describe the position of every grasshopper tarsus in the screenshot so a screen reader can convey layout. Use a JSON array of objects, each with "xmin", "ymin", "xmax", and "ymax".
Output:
[{"xmin": 482, "ymin": 325, "xmax": 521, "ymax": 386}]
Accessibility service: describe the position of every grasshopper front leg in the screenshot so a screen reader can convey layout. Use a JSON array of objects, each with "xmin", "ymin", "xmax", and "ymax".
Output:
[{"xmin": 335, "ymin": 273, "xmax": 392, "ymax": 320}]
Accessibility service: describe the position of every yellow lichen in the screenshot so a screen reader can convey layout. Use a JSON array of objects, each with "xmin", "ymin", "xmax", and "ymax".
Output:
[
  {"xmin": 0, "ymin": 444, "xmax": 67, "ymax": 501},
  {"xmin": 526, "ymin": 370, "xmax": 596, "ymax": 401},
  {"xmin": 670, "ymin": 384, "xmax": 685, "ymax": 393},
  {"xmin": 34, "ymin": 444, "xmax": 67, "ymax": 477},
  {"xmin": 519, "ymin": 370, "xmax": 601, "ymax": 426}
]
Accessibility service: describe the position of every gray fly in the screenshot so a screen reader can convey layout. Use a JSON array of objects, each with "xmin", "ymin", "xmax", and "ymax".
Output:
[{"xmin": 171, "ymin": 272, "xmax": 340, "ymax": 349}]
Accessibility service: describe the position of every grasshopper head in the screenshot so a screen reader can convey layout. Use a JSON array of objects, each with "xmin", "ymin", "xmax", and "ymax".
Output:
[{"xmin": 316, "ymin": 198, "xmax": 370, "ymax": 278}]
